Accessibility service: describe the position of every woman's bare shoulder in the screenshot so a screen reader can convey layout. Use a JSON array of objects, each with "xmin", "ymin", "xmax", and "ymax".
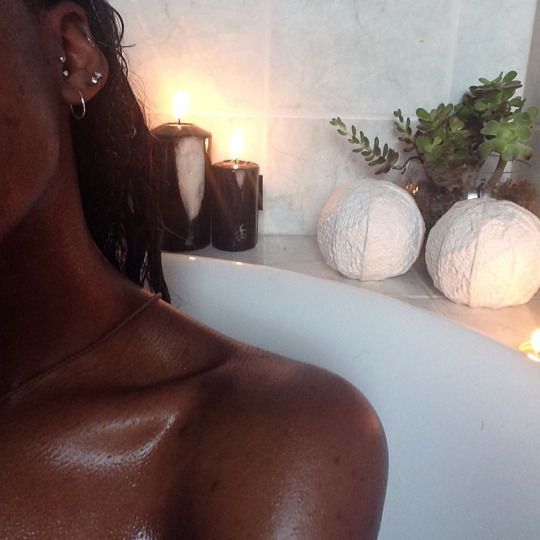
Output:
[
  {"xmin": 181, "ymin": 343, "xmax": 388, "ymax": 539},
  {"xmin": 109, "ymin": 298, "xmax": 387, "ymax": 537}
]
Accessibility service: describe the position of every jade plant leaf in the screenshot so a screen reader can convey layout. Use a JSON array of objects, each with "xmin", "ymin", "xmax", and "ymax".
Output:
[{"xmin": 416, "ymin": 108, "xmax": 431, "ymax": 121}]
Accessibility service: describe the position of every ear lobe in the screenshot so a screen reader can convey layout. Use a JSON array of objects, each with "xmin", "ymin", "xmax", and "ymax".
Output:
[{"xmin": 43, "ymin": 2, "xmax": 109, "ymax": 107}]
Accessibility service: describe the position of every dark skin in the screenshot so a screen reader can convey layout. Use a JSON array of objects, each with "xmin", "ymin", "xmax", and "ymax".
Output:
[{"xmin": 0, "ymin": 2, "xmax": 388, "ymax": 538}]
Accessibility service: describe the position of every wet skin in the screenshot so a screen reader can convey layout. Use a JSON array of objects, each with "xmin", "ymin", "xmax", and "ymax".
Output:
[{"xmin": 0, "ymin": 2, "xmax": 388, "ymax": 538}]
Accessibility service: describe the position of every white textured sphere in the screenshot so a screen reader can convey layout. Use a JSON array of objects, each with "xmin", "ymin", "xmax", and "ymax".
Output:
[
  {"xmin": 426, "ymin": 198, "xmax": 540, "ymax": 308},
  {"xmin": 317, "ymin": 179, "xmax": 425, "ymax": 280}
]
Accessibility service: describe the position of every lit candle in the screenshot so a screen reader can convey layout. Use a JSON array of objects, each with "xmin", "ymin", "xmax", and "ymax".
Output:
[
  {"xmin": 519, "ymin": 329, "xmax": 540, "ymax": 363},
  {"xmin": 152, "ymin": 92, "xmax": 212, "ymax": 251},
  {"xmin": 211, "ymin": 130, "xmax": 261, "ymax": 251},
  {"xmin": 230, "ymin": 128, "xmax": 245, "ymax": 169},
  {"xmin": 173, "ymin": 91, "xmax": 190, "ymax": 124}
]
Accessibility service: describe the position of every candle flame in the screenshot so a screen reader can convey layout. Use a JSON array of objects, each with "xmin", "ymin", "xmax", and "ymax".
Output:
[
  {"xmin": 531, "ymin": 329, "xmax": 540, "ymax": 354},
  {"xmin": 173, "ymin": 91, "xmax": 190, "ymax": 123},
  {"xmin": 230, "ymin": 129, "xmax": 245, "ymax": 161}
]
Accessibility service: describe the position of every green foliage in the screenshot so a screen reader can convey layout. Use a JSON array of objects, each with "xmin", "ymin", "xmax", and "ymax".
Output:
[
  {"xmin": 457, "ymin": 71, "xmax": 525, "ymax": 124},
  {"xmin": 331, "ymin": 71, "xmax": 538, "ymax": 189},
  {"xmin": 330, "ymin": 117, "xmax": 399, "ymax": 174},
  {"xmin": 414, "ymin": 104, "xmax": 475, "ymax": 169},
  {"xmin": 479, "ymin": 109, "xmax": 538, "ymax": 161}
]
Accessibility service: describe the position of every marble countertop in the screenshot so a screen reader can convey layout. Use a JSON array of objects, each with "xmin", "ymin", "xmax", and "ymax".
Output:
[{"xmin": 184, "ymin": 235, "xmax": 540, "ymax": 351}]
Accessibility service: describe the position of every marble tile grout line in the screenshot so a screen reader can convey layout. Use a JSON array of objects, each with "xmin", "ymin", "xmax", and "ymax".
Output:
[
  {"xmin": 445, "ymin": 0, "xmax": 463, "ymax": 102},
  {"xmin": 158, "ymin": 111, "xmax": 414, "ymax": 122},
  {"xmin": 261, "ymin": 0, "xmax": 273, "ymax": 176},
  {"xmin": 521, "ymin": 0, "xmax": 540, "ymax": 95},
  {"xmin": 259, "ymin": 0, "xmax": 273, "ymax": 236}
]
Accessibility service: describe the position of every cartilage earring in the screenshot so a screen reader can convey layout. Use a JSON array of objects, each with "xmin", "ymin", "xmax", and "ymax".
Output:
[
  {"xmin": 60, "ymin": 55, "xmax": 69, "ymax": 78},
  {"xmin": 70, "ymin": 91, "xmax": 86, "ymax": 120},
  {"xmin": 90, "ymin": 72, "xmax": 103, "ymax": 85}
]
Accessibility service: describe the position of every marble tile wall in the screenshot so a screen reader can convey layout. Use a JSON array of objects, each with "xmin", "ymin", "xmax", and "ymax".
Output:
[
  {"xmin": 113, "ymin": 0, "xmax": 539, "ymax": 234},
  {"xmin": 523, "ymin": 0, "xmax": 540, "ymax": 204}
]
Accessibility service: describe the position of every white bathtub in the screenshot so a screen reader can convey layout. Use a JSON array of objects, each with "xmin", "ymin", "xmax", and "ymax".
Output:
[{"xmin": 163, "ymin": 253, "xmax": 540, "ymax": 540}]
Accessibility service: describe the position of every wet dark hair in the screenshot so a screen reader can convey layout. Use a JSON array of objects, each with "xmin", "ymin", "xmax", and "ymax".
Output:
[{"xmin": 25, "ymin": 0, "xmax": 170, "ymax": 302}]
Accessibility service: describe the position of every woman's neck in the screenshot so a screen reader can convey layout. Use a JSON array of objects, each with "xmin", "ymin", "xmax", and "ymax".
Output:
[{"xmin": 0, "ymin": 162, "xmax": 149, "ymax": 398}]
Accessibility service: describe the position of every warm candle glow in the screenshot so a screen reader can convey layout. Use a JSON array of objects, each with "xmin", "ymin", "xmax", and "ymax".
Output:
[
  {"xmin": 173, "ymin": 91, "xmax": 190, "ymax": 123},
  {"xmin": 531, "ymin": 329, "xmax": 540, "ymax": 354},
  {"xmin": 230, "ymin": 129, "xmax": 245, "ymax": 161},
  {"xmin": 519, "ymin": 328, "xmax": 540, "ymax": 363}
]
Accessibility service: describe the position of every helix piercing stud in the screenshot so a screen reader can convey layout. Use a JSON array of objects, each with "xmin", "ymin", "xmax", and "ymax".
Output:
[
  {"xmin": 90, "ymin": 72, "xmax": 103, "ymax": 85},
  {"xmin": 60, "ymin": 55, "xmax": 69, "ymax": 78}
]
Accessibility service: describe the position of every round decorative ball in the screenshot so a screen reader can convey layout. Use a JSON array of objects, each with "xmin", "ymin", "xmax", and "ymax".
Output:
[
  {"xmin": 317, "ymin": 179, "xmax": 425, "ymax": 281},
  {"xmin": 426, "ymin": 198, "xmax": 540, "ymax": 308}
]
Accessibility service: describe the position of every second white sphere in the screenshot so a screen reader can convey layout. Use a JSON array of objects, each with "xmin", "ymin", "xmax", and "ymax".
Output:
[{"xmin": 426, "ymin": 198, "xmax": 540, "ymax": 308}]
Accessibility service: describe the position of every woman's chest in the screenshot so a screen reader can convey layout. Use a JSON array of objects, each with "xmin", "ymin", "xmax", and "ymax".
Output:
[{"xmin": 0, "ymin": 390, "xmax": 202, "ymax": 538}]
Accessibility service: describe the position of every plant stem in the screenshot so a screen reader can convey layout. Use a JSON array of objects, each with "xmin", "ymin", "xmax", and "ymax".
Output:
[
  {"xmin": 485, "ymin": 156, "xmax": 508, "ymax": 191},
  {"xmin": 393, "ymin": 156, "xmax": 423, "ymax": 173}
]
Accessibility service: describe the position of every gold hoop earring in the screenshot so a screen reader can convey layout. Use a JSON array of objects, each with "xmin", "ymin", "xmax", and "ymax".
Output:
[{"xmin": 70, "ymin": 91, "xmax": 86, "ymax": 120}]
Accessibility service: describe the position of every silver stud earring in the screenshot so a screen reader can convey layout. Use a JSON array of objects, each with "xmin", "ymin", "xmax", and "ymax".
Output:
[
  {"xmin": 60, "ymin": 55, "xmax": 69, "ymax": 78},
  {"xmin": 90, "ymin": 72, "xmax": 103, "ymax": 85}
]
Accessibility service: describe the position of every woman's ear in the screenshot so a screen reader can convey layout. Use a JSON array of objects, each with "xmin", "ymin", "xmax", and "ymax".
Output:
[{"xmin": 42, "ymin": 2, "xmax": 110, "ymax": 107}]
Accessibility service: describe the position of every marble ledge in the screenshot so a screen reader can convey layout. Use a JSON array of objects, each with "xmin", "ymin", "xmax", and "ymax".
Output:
[{"xmin": 182, "ymin": 235, "xmax": 540, "ymax": 352}]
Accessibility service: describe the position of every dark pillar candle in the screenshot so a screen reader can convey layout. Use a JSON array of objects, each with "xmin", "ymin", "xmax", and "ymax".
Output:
[
  {"xmin": 211, "ymin": 160, "xmax": 260, "ymax": 251},
  {"xmin": 152, "ymin": 123, "xmax": 212, "ymax": 251}
]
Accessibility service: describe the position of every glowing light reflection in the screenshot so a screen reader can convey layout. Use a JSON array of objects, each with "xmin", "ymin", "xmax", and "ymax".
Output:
[
  {"xmin": 519, "ymin": 328, "xmax": 540, "ymax": 363},
  {"xmin": 531, "ymin": 329, "xmax": 540, "ymax": 354}
]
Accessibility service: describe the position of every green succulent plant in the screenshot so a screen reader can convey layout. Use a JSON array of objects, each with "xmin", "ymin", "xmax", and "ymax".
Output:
[
  {"xmin": 479, "ymin": 111, "xmax": 537, "ymax": 161},
  {"xmin": 331, "ymin": 71, "xmax": 538, "ymax": 193}
]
